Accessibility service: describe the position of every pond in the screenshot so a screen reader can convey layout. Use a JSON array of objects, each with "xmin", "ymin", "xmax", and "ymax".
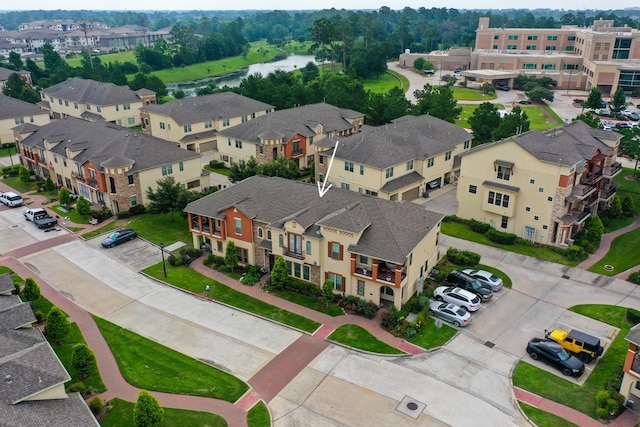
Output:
[{"xmin": 166, "ymin": 54, "xmax": 317, "ymax": 97}]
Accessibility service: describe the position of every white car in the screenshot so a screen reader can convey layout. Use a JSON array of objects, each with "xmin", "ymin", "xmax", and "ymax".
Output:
[
  {"xmin": 433, "ymin": 286, "xmax": 481, "ymax": 312},
  {"xmin": 462, "ymin": 269, "xmax": 504, "ymax": 292}
]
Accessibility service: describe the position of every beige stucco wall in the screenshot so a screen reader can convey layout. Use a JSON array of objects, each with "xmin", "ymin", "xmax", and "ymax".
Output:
[
  {"xmin": 138, "ymin": 156, "xmax": 204, "ymax": 205},
  {"xmin": 0, "ymin": 113, "xmax": 49, "ymax": 143}
]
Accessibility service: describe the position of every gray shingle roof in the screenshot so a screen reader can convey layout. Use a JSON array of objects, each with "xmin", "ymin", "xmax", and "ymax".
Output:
[
  {"xmin": 0, "ymin": 302, "xmax": 36, "ymax": 330},
  {"xmin": 2, "ymin": 392, "xmax": 99, "ymax": 427},
  {"xmin": 140, "ymin": 92, "xmax": 274, "ymax": 126},
  {"xmin": 316, "ymin": 114, "xmax": 472, "ymax": 169},
  {"xmin": 0, "ymin": 273, "xmax": 14, "ymax": 294},
  {"xmin": 185, "ymin": 175, "xmax": 442, "ymax": 264},
  {"xmin": 217, "ymin": 102, "xmax": 365, "ymax": 145},
  {"xmin": 380, "ymin": 171, "xmax": 424, "ymax": 193},
  {"xmin": 626, "ymin": 323, "xmax": 640, "ymax": 346},
  {"xmin": 0, "ymin": 94, "xmax": 45, "ymax": 120},
  {"xmin": 19, "ymin": 117, "xmax": 200, "ymax": 174},
  {"xmin": 41, "ymin": 77, "xmax": 141, "ymax": 106},
  {"xmin": 0, "ymin": 68, "xmax": 30, "ymax": 81}
]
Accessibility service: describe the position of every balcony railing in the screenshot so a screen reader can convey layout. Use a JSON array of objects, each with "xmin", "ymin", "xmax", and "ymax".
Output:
[
  {"xmin": 87, "ymin": 178, "xmax": 98, "ymax": 188},
  {"xmin": 603, "ymin": 162, "xmax": 622, "ymax": 179},
  {"xmin": 570, "ymin": 209, "xmax": 590, "ymax": 224},
  {"xmin": 571, "ymin": 183, "xmax": 597, "ymax": 199},
  {"xmin": 284, "ymin": 249, "xmax": 304, "ymax": 260},
  {"xmin": 355, "ymin": 266, "xmax": 373, "ymax": 278},
  {"xmin": 291, "ymin": 150, "xmax": 303, "ymax": 157},
  {"xmin": 581, "ymin": 169, "xmax": 603, "ymax": 185},
  {"xmin": 599, "ymin": 186, "xmax": 617, "ymax": 201},
  {"xmin": 581, "ymin": 191, "xmax": 599, "ymax": 207}
]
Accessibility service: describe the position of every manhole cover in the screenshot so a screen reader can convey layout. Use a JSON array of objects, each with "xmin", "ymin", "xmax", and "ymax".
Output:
[
  {"xmin": 396, "ymin": 396, "xmax": 426, "ymax": 419},
  {"xmin": 407, "ymin": 402, "xmax": 418, "ymax": 410}
]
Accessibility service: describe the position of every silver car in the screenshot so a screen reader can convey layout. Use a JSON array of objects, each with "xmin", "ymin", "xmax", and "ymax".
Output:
[
  {"xmin": 462, "ymin": 269, "xmax": 503, "ymax": 292},
  {"xmin": 429, "ymin": 301, "xmax": 472, "ymax": 327}
]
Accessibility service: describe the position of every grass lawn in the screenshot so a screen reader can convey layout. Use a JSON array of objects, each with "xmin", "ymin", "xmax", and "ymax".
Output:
[
  {"xmin": 94, "ymin": 316, "xmax": 248, "ymax": 402},
  {"xmin": 282, "ymin": 41, "xmax": 314, "ymax": 54},
  {"xmin": 407, "ymin": 317, "xmax": 458, "ymax": 349},
  {"xmin": 601, "ymin": 215, "xmax": 635, "ymax": 233},
  {"xmin": 99, "ymin": 398, "xmax": 228, "ymax": 427},
  {"xmin": 272, "ymin": 290, "xmax": 344, "ymax": 317},
  {"xmin": 1, "ymin": 176, "xmax": 37, "ymax": 193},
  {"xmin": 452, "ymin": 87, "xmax": 496, "ymax": 101},
  {"xmin": 614, "ymin": 168, "xmax": 640, "ymax": 216},
  {"xmin": 361, "ymin": 70, "xmax": 405, "ymax": 94},
  {"xmin": 513, "ymin": 304, "xmax": 633, "ymax": 419},
  {"xmin": 328, "ymin": 324, "xmax": 404, "ymax": 354},
  {"xmin": 519, "ymin": 402, "xmax": 579, "ymax": 427},
  {"xmin": 0, "ymin": 146, "xmax": 18, "ymax": 158},
  {"xmin": 51, "ymin": 204, "xmax": 94, "ymax": 224},
  {"xmin": 65, "ymin": 51, "xmax": 137, "ymax": 68},
  {"xmin": 521, "ymin": 105, "xmax": 563, "ymax": 131},
  {"xmin": 588, "ymin": 227, "xmax": 640, "ymax": 276},
  {"xmin": 246, "ymin": 401, "xmax": 270, "ymax": 427},
  {"xmin": 142, "ymin": 263, "xmax": 321, "ymax": 333},
  {"xmin": 456, "ymin": 104, "xmax": 505, "ymax": 128},
  {"xmin": 441, "ymin": 221, "xmax": 580, "ymax": 266},
  {"xmin": 203, "ymin": 164, "xmax": 231, "ymax": 176}
]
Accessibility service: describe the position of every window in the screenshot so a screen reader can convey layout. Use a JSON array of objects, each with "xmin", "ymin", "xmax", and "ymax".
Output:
[
  {"xmin": 534, "ymin": 215, "xmax": 539, "ymax": 221},
  {"xmin": 330, "ymin": 242, "xmax": 342, "ymax": 260},
  {"xmin": 528, "ymin": 35, "xmax": 538, "ymax": 40},
  {"xmin": 279, "ymin": 234, "xmax": 284, "ymax": 247},
  {"xmin": 538, "ymin": 187, "xmax": 544, "ymax": 193},
  {"xmin": 501, "ymin": 216, "xmax": 509, "ymax": 229},
  {"xmin": 542, "ymin": 64, "xmax": 555, "ymax": 70},
  {"xmin": 86, "ymin": 104, "xmax": 91, "ymax": 111},
  {"xmin": 292, "ymin": 140, "xmax": 300, "ymax": 155},
  {"xmin": 159, "ymin": 122, "xmax": 166, "ymax": 130},
  {"xmin": 344, "ymin": 161, "xmax": 354, "ymax": 172},
  {"xmin": 357, "ymin": 280, "xmax": 365, "ymax": 296},
  {"xmin": 309, "ymin": 136, "xmax": 313, "ymax": 145},
  {"xmin": 341, "ymin": 182, "xmax": 350, "ymax": 190},
  {"xmin": 524, "ymin": 226, "xmax": 535, "ymax": 240},
  {"xmin": 205, "ymin": 120, "xmax": 212, "ymax": 129},
  {"xmin": 547, "ymin": 196, "xmax": 553, "ymax": 202},
  {"xmin": 293, "ymin": 263, "xmax": 301, "ymax": 278},
  {"xmin": 96, "ymin": 106, "xmax": 101, "ymax": 113},
  {"xmin": 235, "ymin": 140, "xmax": 242, "ymax": 148},
  {"xmin": 130, "ymin": 195, "xmax": 137, "ymax": 207},
  {"xmin": 464, "ymin": 140, "xmax": 470, "ymax": 149},
  {"xmin": 258, "ymin": 228, "xmax": 263, "ymax": 238},
  {"xmin": 306, "ymin": 241, "xmax": 312, "ymax": 255},
  {"xmin": 494, "ymin": 35, "xmax": 499, "ymax": 40},
  {"xmin": 288, "ymin": 233, "xmax": 302, "ymax": 255},
  {"xmin": 123, "ymin": 103, "xmax": 131, "ymax": 110},
  {"xmin": 524, "ymin": 64, "xmax": 537, "ymax": 69},
  {"xmin": 543, "ymin": 225, "xmax": 548, "ymax": 230},
  {"xmin": 223, "ymin": 118, "xmax": 230, "ymax": 126},
  {"xmin": 427, "ymin": 157, "xmax": 434, "ymax": 168},
  {"xmin": 236, "ymin": 247, "xmax": 248, "ymax": 263},
  {"xmin": 30, "ymin": 115, "xmax": 34, "ymax": 123},
  {"xmin": 526, "ymin": 45, "xmax": 537, "ymax": 50},
  {"xmin": 385, "ymin": 167, "xmax": 394, "ymax": 178},
  {"xmin": 58, "ymin": 99, "xmax": 62, "ymax": 105},
  {"xmin": 74, "ymin": 102, "xmax": 78, "ymax": 109},
  {"xmin": 267, "ymin": 230, "xmax": 272, "ymax": 240},
  {"xmin": 507, "ymin": 45, "xmax": 517, "ymax": 50},
  {"xmin": 217, "ymin": 241, "xmax": 223, "ymax": 252},
  {"xmin": 64, "ymin": 100, "xmax": 69, "ymax": 107},
  {"xmin": 525, "ymin": 206, "xmax": 531, "ymax": 212},
  {"xmin": 328, "ymin": 273, "xmax": 344, "ymax": 291},
  {"xmin": 493, "ymin": 45, "xmax": 498, "ymax": 49},
  {"xmin": 161, "ymin": 164, "xmax": 173, "ymax": 176},
  {"xmin": 445, "ymin": 151, "xmax": 451, "ymax": 161},
  {"xmin": 235, "ymin": 218, "xmax": 242, "ymax": 235},
  {"xmin": 547, "ymin": 35, "xmax": 558, "ymax": 41},
  {"xmin": 318, "ymin": 156, "xmax": 324, "ymax": 165},
  {"xmin": 508, "ymin": 35, "xmax": 518, "ymax": 40},
  {"xmin": 14, "ymin": 117, "xmax": 24, "ymax": 125},
  {"xmin": 488, "ymin": 191, "xmax": 510, "ymax": 207},
  {"xmin": 117, "ymin": 119, "xmax": 122, "ymax": 126},
  {"xmin": 469, "ymin": 185, "xmax": 477, "ymax": 194},
  {"xmin": 319, "ymin": 173, "xmax": 324, "ymax": 182},
  {"xmin": 406, "ymin": 160, "xmax": 413, "ymax": 170},
  {"xmin": 303, "ymin": 265, "xmax": 310, "ymax": 281},
  {"xmin": 529, "ymin": 179, "xmax": 535, "ymax": 184},
  {"xmin": 360, "ymin": 165, "xmax": 364, "ymax": 175},
  {"xmin": 545, "ymin": 46, "xmax": 557, "ymax": 51},
  {"xmin": 127, "ymin": 175, "xmax": 134, "ymax": 185},
  {"xmin": 128, "ymin": 117, "xmax": 135, "ymax": 125},
  {"xmin": 497, "ymin": 165, "xmax": 511, "ymax": 181},
  {"xmin": 566, "ymin": 46, "xmax": 574, "ymax": 52},
  {"xmin": 241, "ymin": 115, "xmax": 248, "ymax": 123},
  {"xmin": 568, "ymin": 36, "xmax": 576, "ymax": 41},
  {"xmin": 115, "ymin": 104, "xmax": 119, "ymax": 111},
  {"xmin": 184, "ymin": 124, "xmax": 192, "ymax": 133}
]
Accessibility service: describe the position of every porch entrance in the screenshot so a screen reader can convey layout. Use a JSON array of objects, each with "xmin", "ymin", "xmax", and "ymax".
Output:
[{"xmin": 380, "ymin": 285, "xmax": 395, "ymax": 302}]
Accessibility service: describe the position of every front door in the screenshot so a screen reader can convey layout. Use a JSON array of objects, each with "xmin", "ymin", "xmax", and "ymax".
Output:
[{"xmin": 380, "ymin": 285, "xmax": 395, "ymax": 302}]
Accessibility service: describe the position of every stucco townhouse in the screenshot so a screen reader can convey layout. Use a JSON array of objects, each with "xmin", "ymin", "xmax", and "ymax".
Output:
[
  {"xmin": 0, "ymin": 67, "xmax": 33, "ymax": 94},
  {"xmin": 456, "ymin": 120, "xmax": 622, "ymax": 247},
  {"xmin": 15, "ymin": 117, "xmax": 206, "ymax": 214},
  {"xmin": 184, "ymin": 175, "xmax": 443, "ymax": 309},
  {"xmin": 216, "ymin": 102, "xmax": 365, "ymax": 171},
  {"xmin": 314, "ymin": 114, "xmax": 473, "ymax": 201},
  {"xmin": 39, "ymin": 77, "xmax": 156, "ymax": 127},
  {"xmin": 620, "ymin": 324, "xmax": 640, "ymax": 409},
  {"xmin": 140, "ymin": 92, "xmax": 274, "ymax": 153},
  {"xmin": 0, "ymin": 94, "xmax": 49, "ymax": 144}
]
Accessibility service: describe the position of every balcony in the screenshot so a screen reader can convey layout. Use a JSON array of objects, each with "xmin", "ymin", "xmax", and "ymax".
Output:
[
  {"xmin": 291, "ymin": 150, "xmax": 304, "ymax": 158},
  {"xmin": 581, "ymin": 191, "xmax": 599, "ymax": 207},
  {"xmin": 581, "ymin": 169, "xmax": 603, "ymax": 186},
  {"xmin": 599, "ymin": 184, "xmax": 618, "ymax": 202},
  {"xmin": 570, "ymin": 208, "xmax": 590, "ymax": 224},
  {"xmin": 603, "ymin": 162, "xmax": 622, "ymax": 179},
  {"xmin": 355, "ymin": 266, "xmax": 373, "ymax": 278},
  {"xmin": 87, "ymin": 178, "xmax": 99, "ymax": 188},
  {"xmin": 571, "ymin": 183, "xmax": 597, "ymax": 200},
  {"xmin": 284, "ymin": 249, "xmax": 304, "ymax": 261}
]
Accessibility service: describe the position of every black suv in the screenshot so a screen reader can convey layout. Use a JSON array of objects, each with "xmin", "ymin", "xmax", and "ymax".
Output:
[{"xmin": 446, "ymin": 270, "xmax": 493, "ymax": 301}]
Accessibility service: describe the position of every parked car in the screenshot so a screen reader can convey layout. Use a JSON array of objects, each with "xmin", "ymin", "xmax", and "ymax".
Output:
[
  {"xmin": 629, "ymin": 113, "xmax": 640, "ymax": 121},
  {"xmin": 620, "ymin": 109, "xmax": 632, "ymax": 117},
  {"xmin": 101, "ymin": 229, "xmax": 137, "ymax": 248},
  {"xmin": 462, "ymin": 269, "xmax": 503, "ymax": 292},
  {"xmin": 545, "ymin": 328, "xmax": 604, "ymax": 363},
  {"xmin": 423, "ymin": 69, "xmax": 435, "ymax": 75},
  {"xmin": 446, "ymin": 270, "xmax": 493, "ymax": 300},
  {"xmin": 616, "ymin": 122, "xmax": 633, "ymax": 129},
  {"xmin": 526, "ymin": 338, "xmax": 585, "ymax": 377},
  {"xmin": 598, "ymin": 108, "xmax": 612, "ymax": 117},
  {"xmin": 0, "ymin": 191, "xmax": 23, "ymax": 207},
  {"xmin": 428, "ymin": 301, "xmax": 472, "ymax": 327},
  {"xmin": 433, "ymin": 286, "xmax": 481, "ymax": 312},
  {"xmin": 495, "ymin": 82, "xmax": 510, "ymax": 91}
]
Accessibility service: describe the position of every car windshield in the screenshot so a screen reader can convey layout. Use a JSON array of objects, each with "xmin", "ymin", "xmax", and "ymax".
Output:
[
  {"xmin": 555, "ymin": 348, "xmax": 571, "ymax": 361},
  {"xmin": 470, "ymin": 280, "xmax": 483, "ymax": 290},
  {"xmin": 489, "ymin": 275, "xmax": 499, "ymax": 282},
  {"xmin": 455, "ymin": 308, "xmax": 467, "ymax": 316}
]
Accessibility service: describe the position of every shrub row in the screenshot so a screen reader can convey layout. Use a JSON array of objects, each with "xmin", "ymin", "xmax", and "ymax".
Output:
[
  {"xmin": 628, "ymin": 271, "xmax": 640, "ymax": 285},
  {"xmin": 168, "ymin": 247, "xmax": 202, "ymax": 266},
  {"xmin": 338, "ymin": 295, "xmax": 378, "ymax": 319},
  {"xmin": 116, "ymin": 204, "xmax": 147, "ymax": 219},
  {"xmin": 446, "ymin": 247, "xmax": 481, "ymax": 266},
  {"xmin": 627, "ymin": 308, "xmax": 640, "ymax": 325}
]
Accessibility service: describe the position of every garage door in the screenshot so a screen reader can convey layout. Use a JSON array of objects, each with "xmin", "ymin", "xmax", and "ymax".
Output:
[{"xmin": 402, "ymin": 186, "xmax": 420, "ymax": 201}]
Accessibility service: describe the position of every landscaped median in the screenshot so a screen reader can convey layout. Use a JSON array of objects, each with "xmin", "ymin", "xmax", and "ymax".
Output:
[
  {"xmin": 142, "ymin": 262, "xmax": 321, "ymax": 334},
  {"xmin": 99, "ymin": 398, "xmax": 228, "ymax": 427},
  {"xmin": 328, "ymin": 325, "xmax": 405, "ymax": 355}
]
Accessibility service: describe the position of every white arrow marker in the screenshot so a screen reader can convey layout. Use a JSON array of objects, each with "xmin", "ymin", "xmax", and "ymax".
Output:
[{"xmin": 317, "ymin": 140, "xmax": 339, "ymax": 198}]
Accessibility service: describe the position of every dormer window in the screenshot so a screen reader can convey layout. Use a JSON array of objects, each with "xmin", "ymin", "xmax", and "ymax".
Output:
[{"xmin": 494, "ymin": 160, "xmax": 514, "ymax": 181}]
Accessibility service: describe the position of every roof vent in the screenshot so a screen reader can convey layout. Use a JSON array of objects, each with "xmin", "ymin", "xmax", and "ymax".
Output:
[{"xmin": 5, "ymin": 375, "xmax": 12, "ymax": 384}]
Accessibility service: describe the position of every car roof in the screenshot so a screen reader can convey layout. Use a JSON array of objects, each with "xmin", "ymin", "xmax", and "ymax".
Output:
[{"xmin": 567, "ymin": 329, "xmax": 600, "ymax": 346}]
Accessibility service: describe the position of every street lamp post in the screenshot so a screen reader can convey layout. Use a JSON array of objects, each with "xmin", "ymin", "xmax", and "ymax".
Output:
[{"xmin": 160, "ymin": 242, "xmax": 167, "ymax": 278}]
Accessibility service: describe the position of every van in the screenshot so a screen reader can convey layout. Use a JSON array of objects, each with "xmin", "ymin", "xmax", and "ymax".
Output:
[
  {"xmin": 0, "ymin": 191, "xmax": 23, "ymax": 207},
  {"xmin": 446, "ymin": 270, "xmax": 493, "ymax": 301}
]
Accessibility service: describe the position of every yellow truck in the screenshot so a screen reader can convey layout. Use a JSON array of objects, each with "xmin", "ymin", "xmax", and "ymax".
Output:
[{"xmin": 545, "ymin": 328, "xmax": 604, "ymax": 363}]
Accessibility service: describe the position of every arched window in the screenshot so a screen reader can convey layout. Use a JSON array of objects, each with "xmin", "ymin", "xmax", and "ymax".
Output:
[
  {"xmin": 257, "ymin": 227, "xmax": 263, "ymax": 238},
  {"xmin": 267, "ymin": 230, "xmax": 272, "ymax": 240}
]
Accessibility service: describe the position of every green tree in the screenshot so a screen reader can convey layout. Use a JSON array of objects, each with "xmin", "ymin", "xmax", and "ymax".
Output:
[
  {"xmin": 493, "ymin": 106, "xmax": 530, "ymax": 141},
  {"xmin": 45, "ymin": 306, "xmax": 70, "ymax": 345},
  {"xmin": 525, "ymin": 86, "xmax": 554, "ymax": 102},
  {"xmin": 573, "ymin": 112, "xmax": 603, "ymax": 129},
  {"xmin": 229, "ymin": 157, "xmax": 259, "ymax": 183},
  {"xmin": 583, "ymin": 87, "xmax": 604, "ymax": 112},
  {"xmin": 58, "ymin": 187, "xmax": 71, "ymax": 207},
  {"xmin": 8, "ymin": 51, "xmax": 23, "ymax": 70},
  {"xmin": 322, "ymin": 279, "xmax": 334, "ymax": 309},
  {"xmin": 72, "ymin": 343, "xmax": 97, "ymax": 379},
  {"xmin": 134, "ymin": 390, "xmax": 164, "ymax": 427},
  {"xmin": 608, "ymin": 195, "xmax": 623, "ymax": 219},
  {"xmin": 413, "ymin": 57, "xmax": 427, "ymax": 70},
  {"xmin": 611, "ymin": 88, "xmax": 627, "ymax": 114},
  {"xmin": 270, "ymin": 256, "xmax": 288, "ymax": 289},
  {"xmin": 76, "ymin": 196, "xmax": 91, "ymax": 215},
  {"xmin": 585, "ymin": 215, "xmax": 604, "ymax": 248},
  {"xmin": 224, "ymin": 241, "xmax": 238, "ymax": 272},
  {"xmin": 44, "ymin": 177, "xmax": 55, "ymax": 191},
  {"xmin": 19, "ymin": 165, "xmax": 30, "ymax": 183},
  {"xmin": 413, "ymin": 83, "xmax": 461, "ymax": 123},
  {"xmin": 22, "ymin": 277, "xmax": 41, "ymax": 303},
  {"xmin": 146, "ymin": 176, "xmax": 185, "ymax": 221},
  {"xmin": 469, "ymin": 102, "xmax": 501, "ymax": 144},
  {"xmin": 622, "ymin": 193, "xmax": 635, "ymax": 217}
]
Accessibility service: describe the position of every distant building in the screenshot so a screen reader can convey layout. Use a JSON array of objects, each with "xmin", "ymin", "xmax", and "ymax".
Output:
[
  {"xmin": 0, "ymin": 93, "xmax": 49, "ymax": 144},
  {"xmin": 0, "ymin": 67, "xmax": 33, "ymax": 94}
]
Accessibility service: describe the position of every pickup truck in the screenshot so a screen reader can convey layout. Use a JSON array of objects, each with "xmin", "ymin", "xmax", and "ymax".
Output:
[
  {"xmin": 24, "ymin": 208, "xmax": 58, "ymax": 229},
  {"xmin": 0, "ymin": 191, "xmax": 23, "ymax": 207}
]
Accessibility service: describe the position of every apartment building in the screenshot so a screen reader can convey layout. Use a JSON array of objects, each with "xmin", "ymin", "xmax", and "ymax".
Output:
[
  {"xmin": 0, "ymin": 94, "xmax": 49, "ymax": 143},
  {"xmin": 620, "ymin": 324, "xmax": 640, "ymax": 408},
  {"xmin": 457, "ymin": 120, "xmax": 622, "ymax": 247},
  {"xmin": 15, "ymin": 117, "xmax": 205, "ymax": 213},
  {"xmin": 314, "ymin": 114, "xmax": 473, "ymax": 201},
  {"xmin": 216, "ymin": 102, "xmax": 365, "ymax": 170},
  {"xmin": 140, "ymin": 92, "xmax": 273, "ymax": 153},
  {"xmin": 0, "ymin": 67, "xmax": 33, "ymax": 94},
  {"xmin": 184, "ymin": 175, "xmax": 443, "ymax": 309},
  {"xmin": 39, "ymin": 78, "xmax": 155, "ymax": 127}
]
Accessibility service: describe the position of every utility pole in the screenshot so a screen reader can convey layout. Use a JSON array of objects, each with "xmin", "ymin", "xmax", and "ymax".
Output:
[{"xmin": 76, "ymin": 14, "xmax": 94, "ymax": 69}]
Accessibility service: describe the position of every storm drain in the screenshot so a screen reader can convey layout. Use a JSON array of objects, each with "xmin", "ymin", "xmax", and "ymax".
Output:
[
  {"xmin": 484, "ymin": 341, "xmax": 495, "ymax": 348},
  {"xmin": 562, "ymin": 274, "xmax": 570, "ymax": 279},
  {"xmin": 396, "ymin": 396, "xmax": 426, "ymax": 419}
]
